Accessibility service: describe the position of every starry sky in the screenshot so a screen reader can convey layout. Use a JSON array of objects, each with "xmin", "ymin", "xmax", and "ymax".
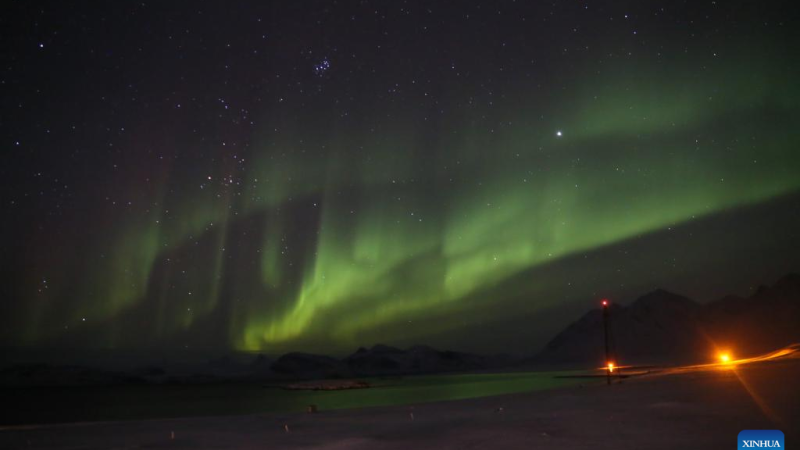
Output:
[{"xmin": 2, "ymin": 1, "xmax": 800, "ymax": 359}]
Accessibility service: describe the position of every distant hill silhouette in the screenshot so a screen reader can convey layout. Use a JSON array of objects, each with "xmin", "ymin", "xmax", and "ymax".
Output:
[
  {"xmin": 536, "ymin": 273, "xmax": 800, "ymax": 364},
  {"xmin": 270, "ymin": 352, "xmax": 353, "ymax": 380},
  {"xmin": 344, "ymin": 344, "xmax": 510, "ymax": 377},
  {"xmin": 268, "ymin": 345, "xmax": 512, "ymax": 380}
]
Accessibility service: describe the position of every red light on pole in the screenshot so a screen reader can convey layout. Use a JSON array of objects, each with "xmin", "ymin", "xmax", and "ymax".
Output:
[{"xmin": 601, "ymin": 298, "xmax": 612, "ymax": 384}]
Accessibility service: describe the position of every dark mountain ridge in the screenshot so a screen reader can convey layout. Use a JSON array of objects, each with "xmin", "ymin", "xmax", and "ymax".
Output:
[{"xmin": 536, "ymin": 273, "xmax": 800, "ymax": 364}]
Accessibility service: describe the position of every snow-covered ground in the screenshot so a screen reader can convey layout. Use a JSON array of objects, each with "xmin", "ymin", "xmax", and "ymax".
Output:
[{"xmin": 1, "ymin": 358, "xmax": 797, "ymax": 449}]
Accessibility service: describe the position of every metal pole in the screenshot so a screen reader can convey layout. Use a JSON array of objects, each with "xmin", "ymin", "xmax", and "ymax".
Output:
[{"xmin": 602, "ymin": 300, "xmax": 611, "ymax": 385}]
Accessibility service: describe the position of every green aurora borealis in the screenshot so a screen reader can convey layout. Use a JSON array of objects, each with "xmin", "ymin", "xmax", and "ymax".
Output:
[{"xmin": 2, "ymin": 2, "xmax": 800, "ymax": 357}]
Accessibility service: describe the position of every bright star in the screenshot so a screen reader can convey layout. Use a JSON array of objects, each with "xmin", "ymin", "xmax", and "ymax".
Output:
[
  {"xmin": 314, "ymin": 58, "xmax": 331, "ymax": 76},
  {"xmin": 556, "ymin": 130, "xmax": 563, "ymax": 137}
]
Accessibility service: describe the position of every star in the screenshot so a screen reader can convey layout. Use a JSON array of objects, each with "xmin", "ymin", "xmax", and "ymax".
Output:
[
  {"xmin": 314, "ymin": 58, "xmax": 331, "ymax": 76},
  {"xmin": 556, "ymin": 130, "xmax": 563, "ymax": 137}
]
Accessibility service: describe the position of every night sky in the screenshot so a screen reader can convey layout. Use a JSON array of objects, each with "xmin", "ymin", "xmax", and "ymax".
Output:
[{"xmin": 2, "ymin": 1, "xmax": 799, "ymax": 359}]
